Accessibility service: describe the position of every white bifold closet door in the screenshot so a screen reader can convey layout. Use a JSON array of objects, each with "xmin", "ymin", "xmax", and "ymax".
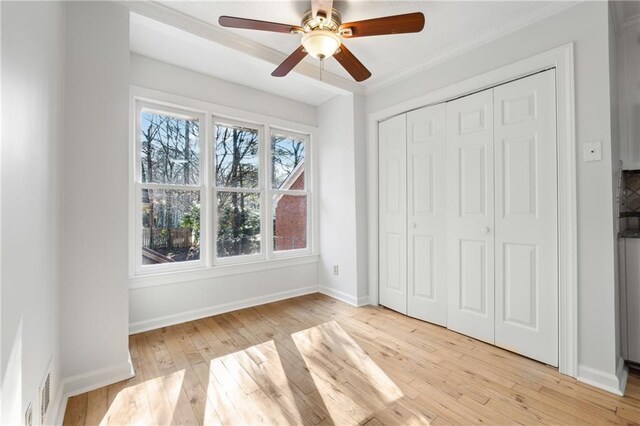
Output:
[
  {"xmin": 406, "ymin": 104, "xmax": 447, "ymax": 325},
  {"xmin": 379, "ymin": 114, "xmax": 408, "ymax": 314},
  {"xmin": 447, "ymin": 69, "xmax": 558, "ymax": 366},
  {"xmin": 446, "ymin": 88, "xmax": 496, "ymax": 344},
  {"xmin": 493, "ymin": 71, "xmax": 558, "ymax": 366}
]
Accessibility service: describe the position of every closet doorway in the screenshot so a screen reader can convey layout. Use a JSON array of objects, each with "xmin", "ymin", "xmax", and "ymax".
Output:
[{"xmin": 379, "ymin": 69, "xmax": 558, "ymax": 366}]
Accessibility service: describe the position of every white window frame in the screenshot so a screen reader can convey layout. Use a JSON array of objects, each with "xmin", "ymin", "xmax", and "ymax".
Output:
[
  {"xmin": 269, "ymin": 128, "xmax": 313, "ymax": 259},
  {"xmin": 129, "ymin": 86, "xmax": 319, "ymax": 286},
  {"xmin": 212, "ymin": 116, "xmax": 266, "ymax": 266},
  {"xmin": 133, "ymin": 101, "xmax": 208, "ymax": 276}
]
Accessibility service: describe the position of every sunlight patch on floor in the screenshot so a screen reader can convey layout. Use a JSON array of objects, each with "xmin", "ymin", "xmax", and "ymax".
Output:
[
  {"xmin": 96, "ymin": 319, "xmax": 426, "ymax": 425},
  {"xmin": 292, "ymin": 321, "xmax": 405, "ymax": 424},
  {"xmin": 203, "ymin": 339, "xmax": 306, "ymax": 424},
  {"xmin": 102, "ymin": 370, "xmax": 185, "ymax": 425}
]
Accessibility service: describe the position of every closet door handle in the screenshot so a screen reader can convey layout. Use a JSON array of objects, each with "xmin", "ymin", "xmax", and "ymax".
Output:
[
  {"xmin": 412, "ymin": 222, "xmax": 418, "ymax": 229},
  {"xmin": 481, "ymin": 226, "xmax": 490, "ymax": 234}
]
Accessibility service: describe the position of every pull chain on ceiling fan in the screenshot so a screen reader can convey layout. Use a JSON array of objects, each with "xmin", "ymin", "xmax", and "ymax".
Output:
[{"xmin": 218, "ymin": 0, "xmax": 425, "ymax": 82}]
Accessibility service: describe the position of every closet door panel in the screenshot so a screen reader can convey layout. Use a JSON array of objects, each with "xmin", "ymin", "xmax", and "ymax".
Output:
[
  {"xmin": 407, "ymin": 103, "xmax": 447, "ymax": 325},
  {"xmin": 494, "ymin": 70, "xmax": 558, "ymax": 366},
  {"xmin": 379, "ymin": 114, "xmax": 408, "ymax": 314},
  {"xmin": 446, "ymin": 89, "xmax": 495, "ymax": 344}
]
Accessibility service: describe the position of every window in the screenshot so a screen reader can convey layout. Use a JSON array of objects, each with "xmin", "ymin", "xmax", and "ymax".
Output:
[
  {"xmin": 132, "ymin": 97, "xmax": 314, "ymax": 278},
  {"xmin": 271, "ymin": 131, "xmax": 309, "ymax": 253},
  {"xmin": 136, "ymin": 106, "xmax": 205, "ymax": 273},
  {"xmin": 214, "ymin": 120, "xmax": 263, "ymax": 262}
]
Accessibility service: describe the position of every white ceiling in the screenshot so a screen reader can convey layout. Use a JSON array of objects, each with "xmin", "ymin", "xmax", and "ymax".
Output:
[
  {"xmin": 153, "ymin": 1, "xmax": 579, "ymax": 88},
  {"xmin": 130, "ymin": 12, "xmax": 346, "ymax": 106},
  {"xmin": 133, "ymin": 1, "xmax": 638, "ymax": 106}
]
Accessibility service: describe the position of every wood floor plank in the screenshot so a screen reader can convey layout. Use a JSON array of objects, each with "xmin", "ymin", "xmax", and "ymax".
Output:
[
  {"xmin": 105, "ymin": 380, "xmax": 130, "ymax": 426},
  {"xmin": 64, "ymin": 294, "xmax": 640, "ymax": 426},
  {"xmin": 126, "ymin": 334, "xmax": 155, "ymax": 425},
  {"xmin": 83, "ymin": 387, "xmax": 108, "ymax": 426},
  {"xmin": 135, "ymin": 333, "xmax": 177, "ymax": 425},
  {"xmin": 63, "ymin": 393, "xmax": 88, "ymax": 426},
  {"xmin": 191, "ymin": 361, "xmax": 243, "ymax": 426}
]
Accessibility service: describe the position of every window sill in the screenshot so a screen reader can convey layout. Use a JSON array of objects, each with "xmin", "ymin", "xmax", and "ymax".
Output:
[{"xmin": 129, "ymin": 254, "xmax": 320, "ymax": 289}]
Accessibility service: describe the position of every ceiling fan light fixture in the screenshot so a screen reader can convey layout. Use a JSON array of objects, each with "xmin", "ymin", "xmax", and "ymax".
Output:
[{"xmin": 301, "ymin": 30, "xmax": 341, "ymax": 59}]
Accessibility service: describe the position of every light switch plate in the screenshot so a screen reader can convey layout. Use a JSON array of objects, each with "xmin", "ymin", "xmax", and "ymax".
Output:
[{"xmin": 583, "ymin": 141, "xmax": 602, "ymax": 162}]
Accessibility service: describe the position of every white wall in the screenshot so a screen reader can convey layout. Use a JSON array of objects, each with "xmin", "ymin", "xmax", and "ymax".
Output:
[
  {"xmin": 128, "ymin": 53, "xmax": 320, "ymax": 332},
  {"xmin": 129, "ymin": 263, "xmax": 319, "ymax": 333},
  {"xmin": 317, "ymin": 94, "xmax": 368, "ymax": 305},
  {"xmin": 1, "ymin": 2, "xmax": 65, "ymax": 423},
  {"xmin": 366, "ymin": 1, "xmax": 621, "ymax": 389},
  {"xmin": 353, "ymin": 94, "xmax": 369, "ymax": 302},
  {"xmin": 62, "ymin": 1, "xmax": 132, "ymax": 393},
  {"xmin": 130, "ymin": 54, "xmax": 317, "ymax": 127}
]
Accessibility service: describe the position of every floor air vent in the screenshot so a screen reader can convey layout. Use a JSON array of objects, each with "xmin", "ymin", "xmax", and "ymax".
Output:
[{"xmin": 40, "ymin": 370, "xmax": 50, "ymax": 424}]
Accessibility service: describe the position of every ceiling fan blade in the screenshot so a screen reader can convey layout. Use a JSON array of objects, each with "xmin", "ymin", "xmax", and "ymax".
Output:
[
  {"xmin": 219, "ymin": 16, "xmax": 303, "ymax": 34},
  {"xmin": 272, "ymin": 45, "xmax": 308, "ymax": 77},
  {"xmin": 333, "ymin": 44, "xmax": 371, "ymax": 82},
  {"xmin": 340, "ymin": 12, "xmax": 425, "ymax": 38}
]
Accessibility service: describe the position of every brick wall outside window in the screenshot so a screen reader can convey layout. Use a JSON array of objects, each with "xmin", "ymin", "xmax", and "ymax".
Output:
[{"xmin": 274, "ymin": 172, "xmax": 306, "ymax": 251}]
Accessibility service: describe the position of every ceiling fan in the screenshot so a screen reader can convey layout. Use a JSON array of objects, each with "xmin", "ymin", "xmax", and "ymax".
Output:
[{"xmin": 218, "ymin": 0, "xmax": 425, "ymax": 82}]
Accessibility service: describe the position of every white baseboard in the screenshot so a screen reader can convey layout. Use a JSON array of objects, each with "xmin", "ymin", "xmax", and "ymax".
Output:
[
  {"xmin": 578, "ymin": 357, "xmax": 628, "ymax": 396},
  {"xmin": 51, "ymin": 354, "xmax": 135, "ymax": 425},
  {"xmin": 129, "ymin": 285, "xmax": 320, "ymax": 334},
  {"xmin": 319, "ymin": 285, "xmax": 359, "ymax": 306},
  {"xmin": 357, "ymin": 295, "xmax": 370, "ymax": 307}
]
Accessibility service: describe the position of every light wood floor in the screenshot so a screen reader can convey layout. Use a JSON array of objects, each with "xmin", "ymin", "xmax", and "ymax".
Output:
[{"xmin": 63, "ymin": 293, "xmax": 640, "ymax": 425}]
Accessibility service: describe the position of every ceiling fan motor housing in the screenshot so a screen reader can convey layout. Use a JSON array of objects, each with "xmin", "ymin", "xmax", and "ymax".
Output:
[{"xmin": 301, "ymin": 9, "xmax": 342, "ymax": 33}]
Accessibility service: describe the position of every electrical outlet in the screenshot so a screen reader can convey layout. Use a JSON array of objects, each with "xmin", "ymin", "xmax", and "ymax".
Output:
[
  {"xmin": 333, "ymin": 264, "xmax": 339, "ymax": 276},
  {"xmin": 25, "ymin": 403, "xmax": 33, "ymax": 426}
]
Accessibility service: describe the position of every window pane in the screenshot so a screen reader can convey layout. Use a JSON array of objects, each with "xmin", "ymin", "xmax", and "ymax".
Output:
[
  {"xmin": 215, "ymin": 124, "xmax": 260, "ymax": 189},
  {"xmin": 140, "ymin": 111, "xmax": 200, "ymax": 185},
  {"xmin": 142, "ymin": 189, "xmax": 200, "ymax": 264},
  {"xmin": 217, "ymin": 192, "xmax": 261, "ymax": 258},
  {"xmin": 272, "ymin": 134, "xmax": 305, "ymax": 190},
  {"xmin": 273, "ymin": 194, "xmax": 307, "ymax": 251}
]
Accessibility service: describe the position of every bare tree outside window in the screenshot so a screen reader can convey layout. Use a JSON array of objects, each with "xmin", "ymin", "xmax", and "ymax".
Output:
[
  {"xmin": 272, "ymin": 135, "xmax": 305, "ymax": 189},
  {"xmin": 141, "ymin": 112, "xmax": 199, "ymax": 185},
  {"xmin": 215, "ymin": 123, "xmax": 261, "ymax": 258},
  {"xmin": 140, "ymin": 111, "xmax": 201, "ymax": 264}
]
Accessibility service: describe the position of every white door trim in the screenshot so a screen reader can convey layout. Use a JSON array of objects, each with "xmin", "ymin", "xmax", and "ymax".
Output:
[{"xmin": 367, "ymin": 43, "xmax": 577, "ymax": 377}]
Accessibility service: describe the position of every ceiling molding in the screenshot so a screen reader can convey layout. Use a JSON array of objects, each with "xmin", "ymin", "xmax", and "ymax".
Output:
[
  {"xmin": 120, "ymin": 0, "xmax": 365, "ymax": 95},
  {"xmin": 364, "ymin": 1, "xmax": 581, "ymax": 95}
]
